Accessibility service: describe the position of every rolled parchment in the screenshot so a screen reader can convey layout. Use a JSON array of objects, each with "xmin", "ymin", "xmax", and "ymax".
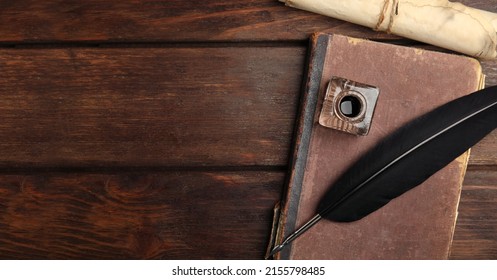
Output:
[{"xmin": 280, "ymin": 0, "xmax": 497, "ymax": 59}]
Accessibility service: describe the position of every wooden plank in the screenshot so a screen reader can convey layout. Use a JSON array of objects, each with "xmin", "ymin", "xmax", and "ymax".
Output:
[
  {"xmin": 1, "ymin": 0, "xmax": 493, "ymax": 43},
  {"xmin": 0, "ymin": 47, "xmax": 304, "ymax": 168},
  {"xmin": 451, "ymin": 181, "xmax": 497, "ymax": 259},
  {"xmin": 0, "ymin": 0, "xmax": 400, "ymax": 43},
  {"xmin": 451, "ymin": 169, "xmax": 497, "ymax": 259},
  {"xmin": 0, "ymin": 171, "xmax": 284, "ymax": 259},
  {"xmin": 464, "ymin": 168, "xmax": 497, "ymax": 186}
]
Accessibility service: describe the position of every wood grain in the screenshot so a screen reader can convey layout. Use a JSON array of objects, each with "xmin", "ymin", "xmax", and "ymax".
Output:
[
  {"xmin": 1, "ymin": 0, "xmax": 493, "ymax": 43},
  {"xmin": 451, "ymin": 169, "xmax": 497, "ymax": 259},
  {"xmin": 451, "ymin": 184, "xmax": 497, "ymax": 259},
  {"xmin": 0, "ymin": 171, "xmax": 284, "ymax": 259},
  {"xmin": 0, "ymin": 0, "xmax": 398, "ymax": 43},
  {"xmin": 464, "ymin": 168, "xmax": 497, "ymax": 186},
  {"xmin": 0, "ymin": 47, "xmax": 303, "ymax": 168}
]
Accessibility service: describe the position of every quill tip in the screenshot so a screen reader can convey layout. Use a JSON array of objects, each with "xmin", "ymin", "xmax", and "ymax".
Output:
[
  {"xmin": 266, "ymin": 244, "xmax": 285, "ymax": 259},
  {"xmin": 265, "ymin": 214, "xmax": 323, "ymax": 259}
]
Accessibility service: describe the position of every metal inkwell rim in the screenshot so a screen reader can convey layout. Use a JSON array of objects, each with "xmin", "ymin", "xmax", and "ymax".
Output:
[{"xmin": 333, "ymin": 89, "xmax": 367, "ymax": 123}]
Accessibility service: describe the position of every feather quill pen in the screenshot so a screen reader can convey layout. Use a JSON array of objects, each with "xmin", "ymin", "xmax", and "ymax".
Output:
[{"xmin": 268, "ymin": 86, "xmax": 497, "ymax": 258}]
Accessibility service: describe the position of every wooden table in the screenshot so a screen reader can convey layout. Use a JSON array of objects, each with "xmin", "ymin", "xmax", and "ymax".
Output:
[{"xmin": 0, "ymin": 0, "xmax": 495, "ymax": 259}]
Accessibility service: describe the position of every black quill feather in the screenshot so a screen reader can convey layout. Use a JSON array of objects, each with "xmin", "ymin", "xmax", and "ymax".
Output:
[
  {"xmin": 268, "ymin": 86, "xmax": 497, "ymax": 258},
  {"xmin": 318, "ymin": 86, "xmax": 497, "ymax": 222}
]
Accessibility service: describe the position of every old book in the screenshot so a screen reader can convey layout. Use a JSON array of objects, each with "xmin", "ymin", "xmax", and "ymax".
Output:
[{"xmin": 269, "ymin": 33, "xmax": 485, "ymax": 260}]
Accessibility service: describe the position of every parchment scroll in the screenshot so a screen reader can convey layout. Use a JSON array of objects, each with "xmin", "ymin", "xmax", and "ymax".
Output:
[{"xmin": 280, "ymin": 0, "xmax": 497, "ymax": 59}]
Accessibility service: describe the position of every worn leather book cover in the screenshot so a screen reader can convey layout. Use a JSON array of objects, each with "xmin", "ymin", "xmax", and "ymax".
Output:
[{"xmin": 269, "ymin": 33, "xmax": 484, "ymax": 260}]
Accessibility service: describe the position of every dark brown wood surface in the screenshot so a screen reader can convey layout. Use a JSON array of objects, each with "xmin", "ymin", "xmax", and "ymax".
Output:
[
  {"xmin": 0, "ymin": 0, "xmax": 495, "ymax": 259},
  {"xmin": 0, "ymin": 172, "xmax": 283, "ymax": 259},
  {"xmin": 0, "ymin": 0, "xmax": 394, "ymax": 43},
  {"xmin": 0, "ymin": 47, "xmax": 303, "ymax": 168}
]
